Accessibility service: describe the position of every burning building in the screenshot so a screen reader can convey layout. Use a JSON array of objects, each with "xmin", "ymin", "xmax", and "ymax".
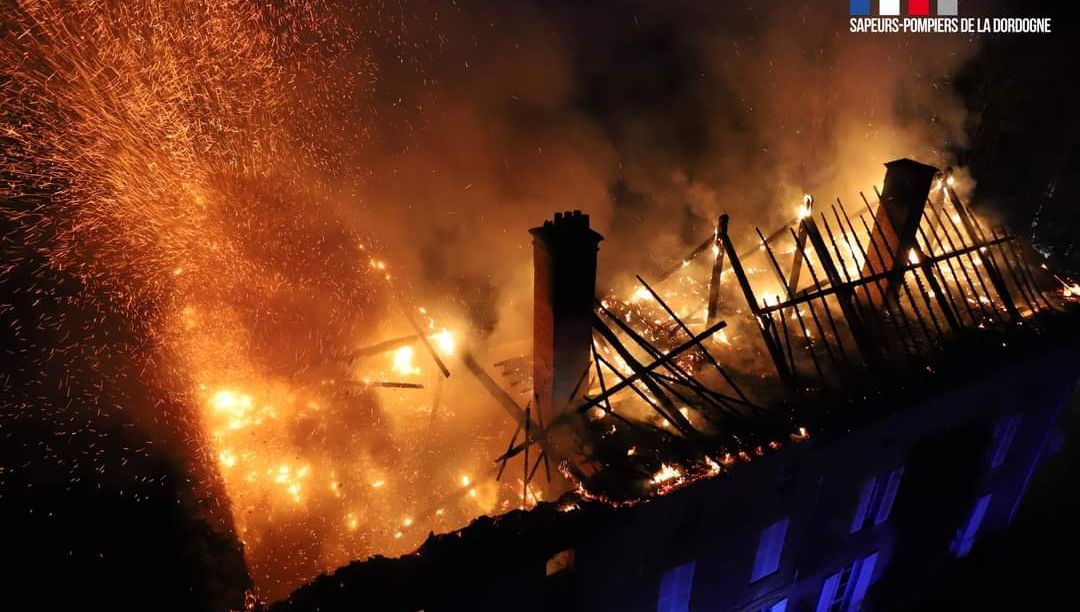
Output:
[
  {"xmin": 5, "ymin": 2, "xmax": 1080, "ymax": 609},
  {"xmin": 269, "ymin": 159, "xmax": 1080, "ymax": 611}
]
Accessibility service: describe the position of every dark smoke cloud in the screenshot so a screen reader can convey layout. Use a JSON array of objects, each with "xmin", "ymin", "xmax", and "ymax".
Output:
[
  {"xmin": 335, "ymin": 0, "xmax": 978, "ymax": 341},
  {"xmin": 1, "ymin": 0, "xmax": 990, "ymax": 604}
]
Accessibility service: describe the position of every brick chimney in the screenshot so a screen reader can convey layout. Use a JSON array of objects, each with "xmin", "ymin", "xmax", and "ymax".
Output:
[
  {"xmin": 860, "ymin": 158, "xmax": 939, "ymax": 306},
  {"xmin": 530, "ymin": 211, "xmax": 603, "ymax": 425}
]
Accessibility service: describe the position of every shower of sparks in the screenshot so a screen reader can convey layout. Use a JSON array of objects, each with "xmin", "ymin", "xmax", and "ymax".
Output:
[{"xmin": 0, "ymin": 0, "xmax": 535, "ymax": 601}]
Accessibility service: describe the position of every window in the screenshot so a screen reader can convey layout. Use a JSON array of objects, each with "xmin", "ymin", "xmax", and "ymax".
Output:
[
  {"xmin": 761, "ymin": 598, "xmax": 788, "ymax": 612},
  {"xmin": 989, "ymin": 414, "xmax": 1022, "ymax": 468},
  {"xmin": 815, "ymin": 551, "xmax": 879, "ymax": 612},
  {"xmin": 951, "ymin": 494, "xmax": 993, "ymax": 558},
  {"xmin": 657, "ymin": 561, "xmax": 695, "ymax": 612},
  {"xmin": 850, "ymin": 466, "xmax": 904, "ymax": 533},
  {"xmin": 751, "ymin": 518, "xmax": 790, "ymax": 582}
]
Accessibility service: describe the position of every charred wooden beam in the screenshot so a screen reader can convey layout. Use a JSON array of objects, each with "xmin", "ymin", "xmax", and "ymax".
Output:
[
  {"xmin": 575, "ymin": 318, "xmax": 729, "ymax": 414},
  {"xmin": 991, "ymin": 228, "xmax": 1038, "ymax": 315},
  {"xmin": 1005, "ymin": 231, "xmax": 1056, "ymax": 311},
  {"xmin": 757, "ymin": 234, "xmax": 1019, "ymax": 316},
  {"xmin": 706, "ymin": 215, "xmax": 728, "ymax": 327},
  {"xmin": 927, "ymin": 202, "xmax": 994, "ymax": 324},
  {"xmin": 634, "ymin": 274, "xmax": 753, "ymax": 406},
  {"xmin": 796, "ymin": 229, "xmax": 851, "ymax": 367},
  {"xmin": 724, "ymin": 215, "xmax": 795, "ymax": 390},
  {"xmin": 938, "ymin": 199, "xmax": 1007, "ymax": 327},
  {"xmin": 860, "ymin": 207, "xmax": 936, "ymax": 346},
  {"xmin": 803, "ymin": 217, "xmax": 879, "ymax": 367},
  {"xmin": 775, "ymin": 300, "xmax": 797, "ymax": 378},
  {"xmin": 592, "ymin": 350, "xmax": 687, "ymax": 434},
  {"xmin": 756, "ymin": 226, "xmax": 827, "ymax": 382},
  {"xmin": 785, "ymin": 228, "xmax": 840, "ymax": 378},
  {"xmin": 462, "ymin": 350, "xmax": 551, "ymax": 454},
  {"xmin": 496, "ymin": 421, "xmax": 521, "ymax": 481},
  {"xmin": 591, "ymin": 314, "xmax": 699, "ymax": 437},
  {"xmin": 398, "ymin": 298, "xmax": 451, "ymax": 378},
  {"xmin": 837, "ymin": 199, "xmax": 921, "ymax": 358},
  {"xmin": 920, "ymin": 210, "xmax": 972, "ymax": 328},
  {"xmin": 787, "ymin": 223, "xmax": 810, "ymax": 295},
  {"xmin": 757, "ymin": 227, "xmax": 793, "ymax": 300},
  {"xmin": 596, "ymin": 302, "xmax": 750, "ymax": 420},
  {"xmin": 945, "ymin": 184, "xmax": 1021, "ymax": 321},
  {"xmin": 366, "ymin": 381, "xmax": 425, "ymax": 389},
  {"xmin": 588, "ymin": 341, "xmax": 652, "ymax": 432},
  {"xmin": 915, "ymin": 244, "xmax": 961, "ymax": 334},
  {"xmin": 821, "ymin": 210, "xmax": 896, "ymax": 358}
]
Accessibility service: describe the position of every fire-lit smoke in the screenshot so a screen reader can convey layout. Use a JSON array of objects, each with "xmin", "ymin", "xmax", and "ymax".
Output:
[
  {"xmin": 2, "ymin": 0, "xmax": 984, "ymax": 604},
  {"xmin": 576, "ymin": 1, "xmax": 978, "ymax": 285}
]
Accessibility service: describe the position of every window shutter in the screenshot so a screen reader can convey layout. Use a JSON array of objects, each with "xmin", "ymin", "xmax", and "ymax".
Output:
[
  {"xmin": 849, "ymin": 551, "xmax": 880, "ymax": 611},
  {"xmin": 952, "ymin": 494, "xmax": 993, "ymax": 558},
  {"xmin": 751, "ymin": 518, "xmax": 790, "ymax": 581},
  {"xmin": 815, "ymin": 572, "xmax": 841, "ymax": 612},
  {"xmin": 873, "ymin": 466, "xmax": 905, "ymax": 525},
  {"xmin": 657, "ymin": 561, "xmax": 696, "ymax": 612},
  {"xmin": 850, "ymin": 477, "xmax": 877, "ymax": 533}
]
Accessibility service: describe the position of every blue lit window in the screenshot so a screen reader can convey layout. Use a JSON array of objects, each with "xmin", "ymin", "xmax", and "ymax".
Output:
[
  {"xmin": 657, "ymin": 561, "xmax": 695, "ymax": 612},
  {"xmin": 815, "ymin": 551, "xmax": 879, "ymax": 612},
  {"xmin": 951, "ymin": 494, "xmax": 993, "ymax": 557},
  {"xmin": 850, "ymin": 465, "xmax": 904, "ymax": 533},
  {"xmin": 751, "ymin": 517, "xmax": 790, "ymax": 582}
]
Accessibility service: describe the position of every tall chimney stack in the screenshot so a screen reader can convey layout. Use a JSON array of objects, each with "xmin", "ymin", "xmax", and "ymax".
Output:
[
  {"xmin": 861, "ymin": 158, "xmax": 939, "ymax": 306},
  {"xmin": 531, "ymin": 210, "xmax": 603, "ymax": 426}
]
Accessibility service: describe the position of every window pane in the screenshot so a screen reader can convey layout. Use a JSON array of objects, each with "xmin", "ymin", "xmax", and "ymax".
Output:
[
  {"xmin": 658, "ymin": 561, "xmax": 696, "ymax": 612},
  {"xmin": 850, "ymin": 477, "xmax": 877, "ymax": 533},
  {"xmin": 815, "ymin": 572, "xmax": 841, "ymax": 612},
  {"xmin": 752, "ymin": 518, "xmax": 790, "ymax": 581},
  {"xmin": 849, "ymin": 552, "xmax": 880, "ymax": 611},
  {"xmin": 873, "ymin": 466, "xmax": 905, "ymax": 525},
  {"xmin": 952, "ymin": 494, "xmax": 993, "ymax": 558}
]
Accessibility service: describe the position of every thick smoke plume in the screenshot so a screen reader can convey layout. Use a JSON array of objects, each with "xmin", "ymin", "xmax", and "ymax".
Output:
[
  {"xmin": 1, "ymin": 0, "xmax": 980, "ymax": 604},
  {"xmin": 350, "ymin": 1, "xmax": 977, "ymax": 341}
]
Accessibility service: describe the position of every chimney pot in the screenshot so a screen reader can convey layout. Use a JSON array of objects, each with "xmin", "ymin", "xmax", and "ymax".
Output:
[
  {"xmin": 859, "ymin": 158, "xmax": 939, "ymax": 307},
  {"xmin": 530, "ymin": 212, "xmax": 604, "ymax": 425}
]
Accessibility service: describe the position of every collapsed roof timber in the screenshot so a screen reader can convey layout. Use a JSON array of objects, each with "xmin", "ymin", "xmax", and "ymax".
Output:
[{"xmin": 466, "ymin": 158, "xmax": 1070, "ymax": 504}]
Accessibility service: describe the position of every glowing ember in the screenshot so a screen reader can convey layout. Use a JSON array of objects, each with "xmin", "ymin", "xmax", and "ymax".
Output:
[
  {"xmin": 715, "ymin": 328, "xmax": 732, "ymax": 346},
  {"xmin": 798, "ymin": 193, "xmax": 814, "ymax": 220},
  {"xmin": 1055, "ymin": 276, "xmax": 1080, "ymax": 298},
  {"xmin": 651, "ymin": 463, "xmax": 683, "ymax": 486},
  {"xmin": 0, "ymin": 0, "xmax": 539, "ymax": 600},
  {"xmin": 431, "ymin": 329, "xmax": 456, "ymax": 355},
  {"xmin": 392, "ymin": 346, "xmax": 422, "ymax": 376}
]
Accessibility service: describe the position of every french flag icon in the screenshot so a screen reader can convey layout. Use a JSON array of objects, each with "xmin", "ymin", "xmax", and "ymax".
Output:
[{"xmin": 850, "ymin": 0, "xmax": 957, "ymax": 16}]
